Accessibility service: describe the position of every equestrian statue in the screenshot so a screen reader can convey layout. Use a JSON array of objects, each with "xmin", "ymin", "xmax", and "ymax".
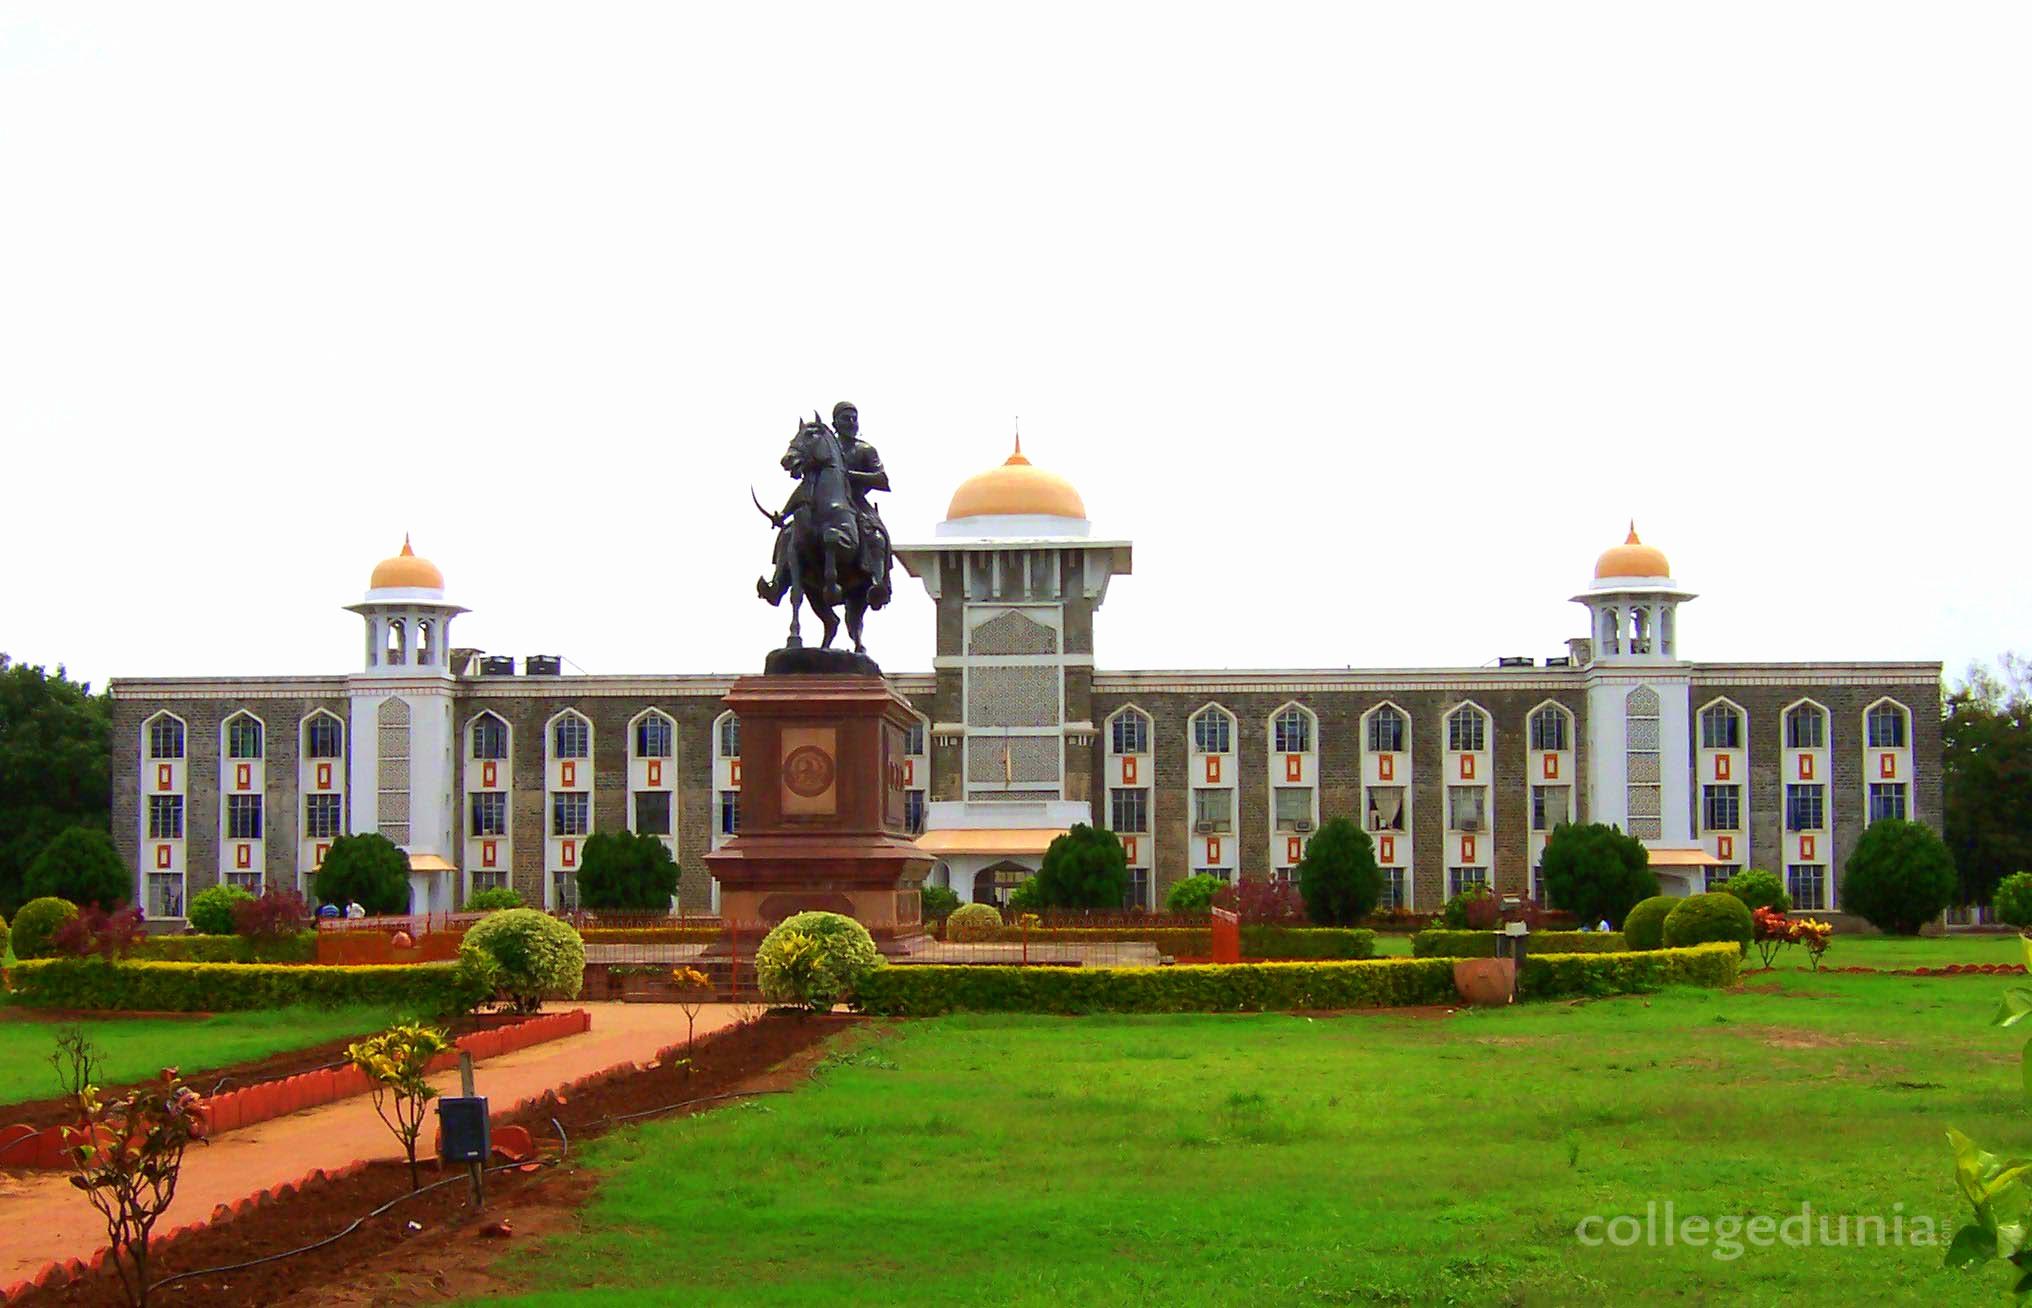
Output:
[{"xmin": 754, "ymin": 400, "xmax": 894, "ymax": 669}]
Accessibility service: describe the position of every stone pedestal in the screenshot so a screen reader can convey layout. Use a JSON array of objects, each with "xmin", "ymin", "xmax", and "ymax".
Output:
[{"xmin": 703, "ymin": 673, "xmax": 930, "ymax": 948}]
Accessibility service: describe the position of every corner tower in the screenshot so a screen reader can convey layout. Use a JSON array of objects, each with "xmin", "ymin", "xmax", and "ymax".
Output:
[{"xmin": 895, "ymin": 437, "xmax": 1133, "ymax": 902}]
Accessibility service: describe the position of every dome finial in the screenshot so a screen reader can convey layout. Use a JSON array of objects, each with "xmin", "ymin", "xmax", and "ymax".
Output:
[
  {"xmin": 1013, "ymin": 416, "xmax": 1022, "ymax": 458},
  {"xmin": 401, "ymin": 532, "xmax": 415, "ymax": 557},
  {"xmin": 1626, "ymin": 520, "xmax": 1640, "ymax": 545}
]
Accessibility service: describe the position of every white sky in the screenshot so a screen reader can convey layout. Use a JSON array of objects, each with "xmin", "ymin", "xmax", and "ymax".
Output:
[{"xmin": 3, "ymin": 4, "xmax": 2026, "ymax": 690}]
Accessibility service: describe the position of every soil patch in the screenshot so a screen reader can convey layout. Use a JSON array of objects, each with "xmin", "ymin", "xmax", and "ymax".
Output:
[
  {"xmin": 0, "ymin": 1014, "xmax": 536, "ymax": 1135},
  {"xmin": 10, "ymin": 1012, "xmax": 852, "ymax": 1307}
]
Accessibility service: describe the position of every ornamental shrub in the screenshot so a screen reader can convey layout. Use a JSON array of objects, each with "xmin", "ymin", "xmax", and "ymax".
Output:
[
  {"xmin": 459, "ymin": 908, "xmax": 585, "ymax": 1013},
  {"xmin": 1662, "ymin": 891, "xmax": 1754, "ymax": 953},
  {"xmin": 52, "ymin": 905, "xmax": 145, "ymax": 959},
  {"xmin": 1165, "ymin": 874, "xmax": 1225, "ymax": 914},
  {"xmin": 946, "ymin": 902, "xmax": 1003, "ymax": 942},
  {"xmin": 918, "ymin": 883, "xmax": 961, "ymax": 921},
  {"xmin": 1441, "ymin": 885, "xmax": 1492, "ymax": 929},
  {"xmin": 23, "ymin": 827, "xmax": 129, "ymax": 910},
  {"xmin": 189, "ymin": 883, "xmax": 255, "ymax": 936},
  {"xmin": 12, "ymin": 896, "xmax": 78, "ymax": 960},
  {"xmin": 1620, "ymin": 895, "xmax": 1679, "ymax": 951},
  {"xmin": 1993, "ymin": 872, "xmax": 2032, "ymax": 929},
  {"xmin": 233, "ymin": 888, "xmax": 311, "ymax": 943},
  {"xmin": 1006, "ymin": 876, "xmax": 1047, "ymax": 913},
  {"xmin": 313, "ymin": 833, "xmax": 411, "ymax": 915},
  {"xmin": 1841, "ymin": 818, "xmax": 1959, "ymax": 935},
  {"xmin": 755, "ymin": 911, "xmax": 881, "ymax": 1011},
  {"xmin": 1296, "ymin": 818, "xmax": 1383, "ymax": 927},
  {"xmin": 1722, "ymin": 868, "xmax": 1791, "ymax": 914},
  {"xmin": 467, "ymin": 887, "xmax": 525, "ymax": 913},
  {"xmin": 575, "ymin": 830, "xmax": 681, "ymax": 911},
  {"xmin": 1540, "ymin": 823, "xmax": 1658, "ymax": 928},
  {"xmin": 1033, "ymin": 824, "xmax": 1130, "ymax": 909}
]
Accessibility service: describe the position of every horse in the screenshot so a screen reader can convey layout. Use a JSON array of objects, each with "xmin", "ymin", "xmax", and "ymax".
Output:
[{"xmin": 753, "ymin": 413, "xmax": 882, "ymax": 654}]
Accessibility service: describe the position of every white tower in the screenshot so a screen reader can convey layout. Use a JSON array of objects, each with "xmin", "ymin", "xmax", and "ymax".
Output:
[
  {"xmin": 1573, "ymin": 525, "xmax": 1707, "ymax": 892},
  {"xmin": 343, "ymin": 536, "xmax": 466, "ymax": 912}
]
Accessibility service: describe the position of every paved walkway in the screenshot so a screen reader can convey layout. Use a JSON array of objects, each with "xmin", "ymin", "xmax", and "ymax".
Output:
[{"xmin": 0, "ymin": 1002, "xmax": 748, "ymax": 1284}]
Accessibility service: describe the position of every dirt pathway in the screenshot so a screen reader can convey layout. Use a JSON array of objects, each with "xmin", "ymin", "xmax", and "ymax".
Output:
[{"xmin": 0, "ymin": 1002, "xmax": 746, "ymax": 1285}]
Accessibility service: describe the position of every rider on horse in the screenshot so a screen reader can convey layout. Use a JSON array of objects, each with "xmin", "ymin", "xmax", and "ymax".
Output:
[{"xmin": 757, "ymin": 401, "xmax": 893, "ymax": 608}]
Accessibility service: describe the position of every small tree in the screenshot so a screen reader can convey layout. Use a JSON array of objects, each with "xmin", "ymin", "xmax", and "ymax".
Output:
[
  {"xmin": 671, "ymin": 966, "xmax": 712, "ymax": 1054},
  {"xmin": 918, "ymin": 882, "xmax": 961, "ymax": 921},
  {"xmin": 1540, "ymin": 822, "xmax": 1659, "ymax": 928},
  {"xmin": 1295, "ymin": 818, "xmax": 1382, "ymax": 926},
  {"xmin": 1842, "ymin": 818, "xmax": 1958, "ymax": 935},
  {"xmin": 347, "ymin": 1022, "xmax": 452, "ymax": 1189},
  {"xmin": 1032, "ymin": 824, "xmax": 1130, "ymax": 909},
  {"xmin": 575, "ymin": 831, "xmax": 680, "ymax": 911},
  {"xmin": 1994, "ymin": 872, "xmax": 2032, "ymax": 929},
  {"xmin": 314, "ymin": 833, "xmax": 411, "ymax": 915},
  {"xmin": 187, "ymin": 883, "xmax": 254, "ymax": 935},
  {"xmin": 52, "ymin": 1030, "xmax": 208, "ymax": 1307},
  {"xmin": 467, "ymin": 887, "xmax": 525, "ymax": 913},
  {"xmin": 24, "ymin": 827, "xmax": 129, "ymax": 910},
  {"xmin": 1165, "ymin": 873, "xmax": 1226, "ymax": 914},
  {"xmin": 1722, "ymin": 868, "xmax": 1791, "ymax": 914}
]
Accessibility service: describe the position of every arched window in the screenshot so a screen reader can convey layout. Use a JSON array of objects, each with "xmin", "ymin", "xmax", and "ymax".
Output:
[
  {"xmin": 1191, "ymin": 706, "xmax": 1232, "ymax": 754},
  {"xmin": 416, "ymin": 618, "xmax": 434, "ymax": 666},
  {"xmin": 305, "ymin": 713, "xmax": 343, "ymax": 759},
  {"xmin": 1700, "ymin": 702, "xmax": 1742, "ymax": 750},
  {"xmin": 1110, "ymin": 708, "xmax": 1150, "ymax": 755},
  {"xmin": 385, "ymin": 618, "xmax": 406, "ymax": 666},
  {"xmin": 471, "ymin": 713, "xmax": 509, "ymax": 760},
  {"xmin": 1866, "ymin": 701, "xmax": 1908, "ymax": 749},
  {"xmin": 1528, "ymin": 705, "xmax": 1569, "ymax": 752},
  {"xmin": 1446, "ymin": 705, "xmax": 1487, "ymax": 753},
  {"xmin": 635, "ymin": 711, "xmax": 674, "ymax": 759},
  {"xmin": 1366, "ymin": 705, "xmax": 1406, "ymax": 753},
  {"xmin": 553, "ymin": 712, "xmax": 591, "ymax": 759},
  {"xmin": 225, "ymin": 713, "xmax": 263, "ymax": 760},
  {"xmin": 1785, "ymin": 703, "xmax": 1827, "ymax": 750},
  {"xmin": 717, "ymin": 713, "xmax": 740, "ymax": 759},
  {"xmin": 148, "ymin": 714, "xmax": 186, "ymax": 760},
  {"xmin": 1273, "ymin": 706, "xmax": 1312, "ymax": 753}
]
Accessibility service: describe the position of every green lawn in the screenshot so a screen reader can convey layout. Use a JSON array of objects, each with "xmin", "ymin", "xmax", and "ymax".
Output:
[
  {"xmin": 484, "ymin": 966, "xmax": 2032, "ymax": 1306},
  {"xmin": 0, "ymin": 1005, "xmax": 408, "ymax": 1108}
]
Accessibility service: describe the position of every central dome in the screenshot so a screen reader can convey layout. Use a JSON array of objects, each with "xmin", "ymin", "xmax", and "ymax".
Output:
[
  {"xmin": 945, "ymin": 439, "xmax": 1086, "ymax": 522},
  {"xmin": 1594, "ymin": 523, "xmax": 1671, "ymax": 581},
  {"xmin": 369, "ymin": 534, "xmax": 445, "ymax": 591}
]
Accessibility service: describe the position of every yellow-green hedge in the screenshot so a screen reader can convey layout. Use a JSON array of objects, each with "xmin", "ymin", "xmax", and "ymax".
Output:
[
  {"xmin": 129, "ymin": 932, "xmax": 318, "ymax": 964},
  {"xmin": 5, "ymin": 957, "xmax": 492, "ymax": 1013},
  {"xmin": 578, "ymin": 927, "xmax": 721, "ymax": 945},
  {"xmin": 851, "ymin": 941, "xmax": 1738, "ymax": 1016},
  {"xmin": 954, "ymin": 925, "xmax": 1374, "ymax": 959},
  {"xmin": 1412, "ymin": 930, "xmax": 1627, "ymax": 958}
]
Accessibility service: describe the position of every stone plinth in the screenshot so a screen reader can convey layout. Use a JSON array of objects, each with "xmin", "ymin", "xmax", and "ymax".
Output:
[{"xmin": 703, "ymin": 673, "xmax": 930, "ymax": 946}]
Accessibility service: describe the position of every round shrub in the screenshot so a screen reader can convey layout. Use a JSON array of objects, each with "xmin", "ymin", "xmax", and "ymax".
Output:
[
  {"xmin": 1840, "ymin": 818, "xmax": 1958, "ymax": 935},
  {"xmin": 466, "ymin": 887, "xmax": 525, "ymax": 913},
  {"xmin": 1721, "ymin": 868, "xmax": 1791, "ymax": 914},
  {"xmin": 919, "ymin": 883, "xmax": 961, "ymax": 921},
  {"xmin": 754, "ymin": 911, "xmax": 880, "ymax": 1011},
  {"xmin": 189, "ymin": 883, "xmax": 255, "ymax": 936},
  {"xmin": 1621, "ymin": 895, "xmax": 1679, "ymax": 951},
  {"xmin": 1165, "ymin": 874, "xmax": 1226, "ymax": 914},
  {"xmin": 23, "ymin": 828, "xmax": 129, "ymax": 910},
  {"xmin": 12, "ymin": 897, "xmax": 79, "ymax": 960},
  {"xmin": 458, "ymin": 909, "xmax": 585, "ymax": 1013},
  {"xmin": 945, "ymin": 902, "xmax": 1002, "ymax": 942},
  {"xmin": 1662, "ymin": 892, "xmax": 1754, "ymax": 953},
  {"xmin": 1993, "ymin": 872, "xmax": 2032, "ymax": 929}
]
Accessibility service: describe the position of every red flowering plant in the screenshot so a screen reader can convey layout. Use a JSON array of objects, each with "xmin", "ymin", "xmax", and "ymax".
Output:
[
  {"xmin": 51, "ymin": 1030, "xmax": 208, "ymax": 1307},
  {"xmin": 51, "ymin": 906, "xmax": 147, "ymax": 961},
  {"xmin": 231, "ymin": 888, "xmax": 311, "ymax": 945},
  {"xmin": 1751, "ymin": 907, "xmax": 1795, "ymax": 969},
  {"xmin": 1211, "ymin": 878, "xmax": 1308, "ymax": 924}
]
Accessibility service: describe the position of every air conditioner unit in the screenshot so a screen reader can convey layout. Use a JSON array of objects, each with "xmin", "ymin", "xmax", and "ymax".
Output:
[
  {"xmin": 1194, "ymin": 821, "xmax": 1214, "ymax": 833},
  {"xmin": 1293, "ymin": 819, "xmax": 1313, "ymax": 832}
]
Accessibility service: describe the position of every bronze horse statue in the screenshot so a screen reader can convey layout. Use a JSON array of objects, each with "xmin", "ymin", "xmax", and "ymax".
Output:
[{"xmin": 753, "ymin": 413, "xmax": 884, "ymax": 655}]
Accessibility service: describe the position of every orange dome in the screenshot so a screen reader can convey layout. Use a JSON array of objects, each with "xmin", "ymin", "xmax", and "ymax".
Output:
[
  {"xmin": 369, "ymin": 535, "xmax": 445, "ymax": 590},
  {"xmin": 945, "ymin": 439, "xmax": 1086, "ymax": 521},
  {"xmin": 1594, "ymin": 523, "xmax": 1671, "ymax": 580}
]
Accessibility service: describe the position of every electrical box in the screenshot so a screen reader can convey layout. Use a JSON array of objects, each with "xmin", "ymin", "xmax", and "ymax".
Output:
[{"xmin": 437, "ymin": 1096, "xmax": 491, "ymax": 1164}]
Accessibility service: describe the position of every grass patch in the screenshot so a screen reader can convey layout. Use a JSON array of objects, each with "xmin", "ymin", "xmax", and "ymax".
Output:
[
  {"xmin": 480, "ymin": 966, "xmax": 2026, "ymax": 1305},
  {"xmin": 0, "ymin": 1004, "xmax": 409, "ymax": 1107}
]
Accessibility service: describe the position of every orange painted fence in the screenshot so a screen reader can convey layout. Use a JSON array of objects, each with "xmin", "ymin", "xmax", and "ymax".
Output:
[{"xmin": 0, "ymin": 1011, "xmax": 592, "ymax": 1171}]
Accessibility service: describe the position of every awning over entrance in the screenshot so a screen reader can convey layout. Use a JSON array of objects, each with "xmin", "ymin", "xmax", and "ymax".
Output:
[
  {"xmin": 408, "ymin": 853, "xmax": 458, "ymax": 874},
  {"xmin": 914, "ymin": 828, "xmax": 1068, "ymax": 857},
  {"xmin": 1644, "ymin": 847, "xmax": 1714, "ymax": 868}
]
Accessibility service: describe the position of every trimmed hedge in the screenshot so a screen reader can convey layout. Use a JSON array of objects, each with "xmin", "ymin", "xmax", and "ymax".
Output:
[
  {"xmin": 854, "ymin": 957, "xmax": 1462, "ymax": 1015},
  {"xmin": 953, "ymin": 925, "xmax": 1374, "ymax": 960},
  {"xmin": 1411, "ymin": 930, "xmax": 1628, "ymax": 958},
  {"xmin": 5, "ymin": 958, "xmax": 492, "ymax": 1014},
  {"xmin": 1619, "ymin": 896, "xmax": 1679, "ymax": 952},
  {"xmin": 1519, "ymin": 942, "xmax": 1741, "ymax": 997},
  {"xmin": 851, "ymin": 943, "xmax": 1737, "ymax": 1016},
  {"xmin": 129, "ymin": 932, "xmax": 318, "ymax": 964},
  {"xmin": 579, "ymin": 927, "xmax": 721, "ymax": 945}
]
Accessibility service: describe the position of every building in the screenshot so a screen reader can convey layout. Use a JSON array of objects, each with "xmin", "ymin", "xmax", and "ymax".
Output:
[{"xmin": 110, "ymin": 446, "xmax": 1941, "ymax": 922}]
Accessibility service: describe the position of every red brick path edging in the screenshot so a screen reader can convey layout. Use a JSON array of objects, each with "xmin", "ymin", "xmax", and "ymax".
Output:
[{"xmin": 0, "ymin": 1011, "xmax": 593, "ymax": 1171}]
